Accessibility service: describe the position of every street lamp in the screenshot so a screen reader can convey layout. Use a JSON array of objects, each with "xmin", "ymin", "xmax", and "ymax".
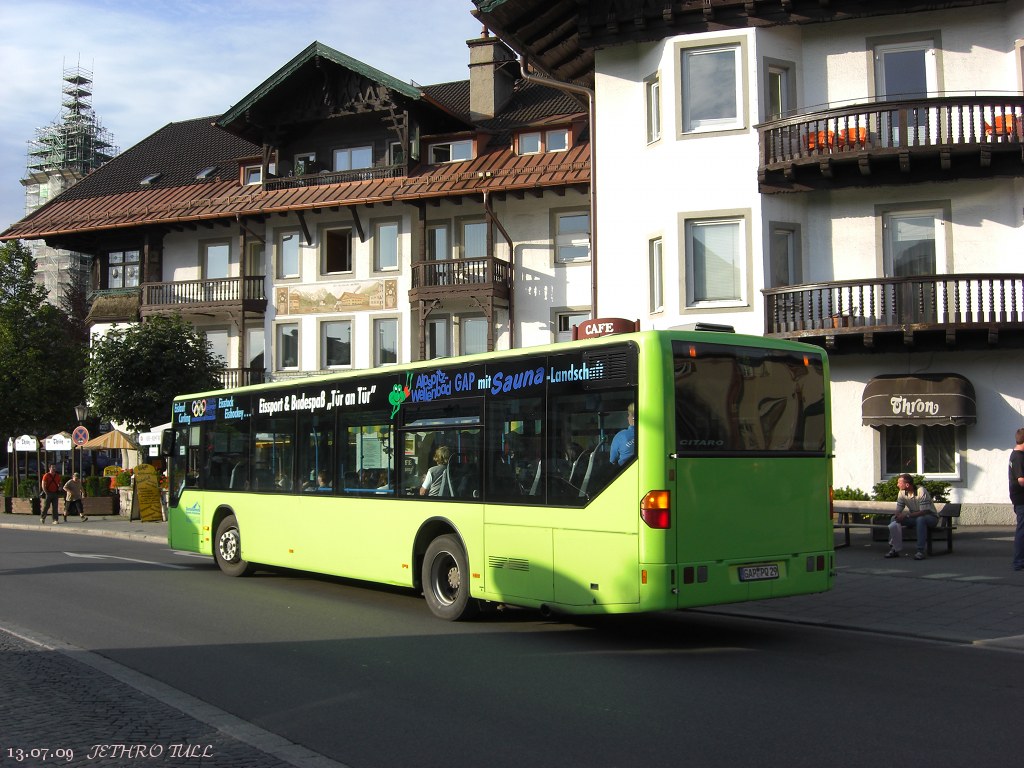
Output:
[{"xmin": 75, "ymin": 404, "xmax": 89, "ymax": 477}]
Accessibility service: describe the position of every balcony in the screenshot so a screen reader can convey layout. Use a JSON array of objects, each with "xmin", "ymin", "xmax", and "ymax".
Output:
[
  {"xmin": 759, "ymin": 96, "xmax": 1024, "ymax": 193},
  {"xmin": 140, "ymin": 276, "xmax": 267, "ymax": 318},
  {"xmin": 218, "ymin": 367, "xmax": 266, "ymax": 389},
  {"xmin": 263, "ymin": 164, "xmax": 405, "ymax": 192},
  {"xmin": 409, "ymin": 257, "xmax": 512, "ymax": 303},
  {"xmin": 763, "ymin": 273, "xmax": 1024, "ymax": 352}
]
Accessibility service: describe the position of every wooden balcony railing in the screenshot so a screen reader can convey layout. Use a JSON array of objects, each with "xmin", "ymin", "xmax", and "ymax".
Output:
[
  {"xmin": 410, "ymin": 257, "xmax": 512, "ymax": 301},
  {"xmin": 141, "ymin": 276, "xmax": 267, "ymax": 314},
  {"xmin": 263, "ymin": 164, "xmax": 405, "ymax": 191},
  {"xmin": 759, "ymin": 96, "xmax": 1024, "ymax": 190},
  {"xmin": 217, "ymin": 367, "xmax": 266, "ymax": 389},
  {"xmin": 763, "ymin": 273, "xmax": 1024, "ymax": 346}
]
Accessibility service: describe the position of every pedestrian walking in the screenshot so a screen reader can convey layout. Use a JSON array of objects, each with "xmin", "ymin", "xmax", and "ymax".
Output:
[
  {"xmin": 63, "ymin": 472, "xmax": 86, "ymax": 522},
  {"xmin": 40, "ymin": 464, "xmax": 62, "ymax": 525},
  {"xmin": 1009, "ymin": 427, "xmax": 1024, "ymax": 572}
]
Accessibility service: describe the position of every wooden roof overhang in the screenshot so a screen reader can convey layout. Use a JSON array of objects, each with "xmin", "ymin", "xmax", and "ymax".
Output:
[
  {"xmin": 472, "ymin": 0, "xmax": 1008, "ymax": 87},
  {"xmin": 2, "ymin": 142, "xmax": 591, "ymax": 246}
]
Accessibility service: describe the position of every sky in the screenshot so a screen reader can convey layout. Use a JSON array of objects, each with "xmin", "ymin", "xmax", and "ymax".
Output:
[{"xmin": 0, "ymin": 0, "xmax": 487, "ymax": 233}]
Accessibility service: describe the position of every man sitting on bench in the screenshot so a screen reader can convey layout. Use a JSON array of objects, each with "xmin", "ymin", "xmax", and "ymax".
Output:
[{"xmin": 886, "ymin": 473, "xmax": 938, "ymax": 561}]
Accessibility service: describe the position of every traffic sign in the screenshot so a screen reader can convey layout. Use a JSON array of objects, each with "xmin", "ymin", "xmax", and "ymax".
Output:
[{"xmin": 72, "ymin": 425, "xmax": 90, "ymax": 446}]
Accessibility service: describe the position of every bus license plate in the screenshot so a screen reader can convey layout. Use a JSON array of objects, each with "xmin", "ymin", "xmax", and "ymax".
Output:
[{"xmin": 738, "ymin": 564, "xmax": 779, "ymax": 582}]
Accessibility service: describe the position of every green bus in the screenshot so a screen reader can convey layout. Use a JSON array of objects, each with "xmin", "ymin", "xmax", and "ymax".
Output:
[{"xmin": 166, "ymin": 328, "xmax": 833, "ymax": 620}]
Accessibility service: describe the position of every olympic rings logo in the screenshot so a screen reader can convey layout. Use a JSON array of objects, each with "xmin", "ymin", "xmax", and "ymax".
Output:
[{"xmin": 191, "ymin": 399, "xmax": 207, "ymax": 418}]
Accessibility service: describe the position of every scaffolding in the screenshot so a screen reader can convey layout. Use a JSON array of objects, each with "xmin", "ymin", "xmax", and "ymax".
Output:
[{"xmin": 23, "ymin": 62, "xmax": 118, "ymax": 305}]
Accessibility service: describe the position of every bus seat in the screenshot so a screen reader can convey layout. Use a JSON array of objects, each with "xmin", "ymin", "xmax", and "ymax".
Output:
[
  {"xmin": 528, "ymin": 460, "xmax": 543, "ymax": 496},
  {"xmin": 569, "ymin": 448, "xmax": 592, "ymax": 487}
]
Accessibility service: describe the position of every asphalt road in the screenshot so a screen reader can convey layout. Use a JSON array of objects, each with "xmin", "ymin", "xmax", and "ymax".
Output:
[{"xmin": 2, "ymin": 528, "xmax": 1021, "ymax": 768}]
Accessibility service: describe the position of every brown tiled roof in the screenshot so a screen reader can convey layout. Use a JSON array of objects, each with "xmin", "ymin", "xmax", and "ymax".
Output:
[{"xmin": 2, "ymin": 77, "xmax": 588, "ymax": 242}]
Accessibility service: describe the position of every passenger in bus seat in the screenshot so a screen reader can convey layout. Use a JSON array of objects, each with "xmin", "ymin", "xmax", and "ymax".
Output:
[
  {"xmin": 609, "ymin": 403, "xmax": 636, "ymax": 466},
  {"xmin": 419, "ymin": 446, "xmax": 451, "ymax": 496}
]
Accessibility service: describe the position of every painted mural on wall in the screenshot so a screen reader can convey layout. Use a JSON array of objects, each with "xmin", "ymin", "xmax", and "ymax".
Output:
[{"xmin": 275, "ymin": 279, "xmax": 397, "ymax": 314}]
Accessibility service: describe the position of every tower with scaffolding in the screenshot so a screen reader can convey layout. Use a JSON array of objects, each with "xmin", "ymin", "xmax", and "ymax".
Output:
[{"xmin": 22, "ymin": 62, "xmax": 118, "ymax": 306}]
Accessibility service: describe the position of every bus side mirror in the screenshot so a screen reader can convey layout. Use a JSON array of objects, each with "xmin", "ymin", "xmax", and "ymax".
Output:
[{"xmin": 160, "ymin": 430, "xmax": 173, "ymax": 456}]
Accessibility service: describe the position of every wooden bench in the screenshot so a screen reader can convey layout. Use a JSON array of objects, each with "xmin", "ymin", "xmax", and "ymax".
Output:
[{"xmin": 833, "ymin": 502, "xmax": 961, "ymax": 555}]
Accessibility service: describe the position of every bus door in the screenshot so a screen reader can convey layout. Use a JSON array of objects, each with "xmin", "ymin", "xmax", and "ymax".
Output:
[{"xmin": 167, "ymin": 420, "xmax": 203, "ymax": 552}]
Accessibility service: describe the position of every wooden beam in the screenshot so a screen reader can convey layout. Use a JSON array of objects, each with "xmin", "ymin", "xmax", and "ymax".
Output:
[{"xmin": 297, "ymin": 210, "xmax": 313, "ymax": 246}]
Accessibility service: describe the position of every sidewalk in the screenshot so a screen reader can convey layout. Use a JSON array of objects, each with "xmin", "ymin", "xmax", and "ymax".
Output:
[{"xmin": 3, "ymin": 512, "xmax": 1021, "ymax": 648}]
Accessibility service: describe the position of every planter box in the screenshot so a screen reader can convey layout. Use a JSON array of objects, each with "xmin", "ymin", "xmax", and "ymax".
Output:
[
  {"xmin": 80, "ymin": 495, "xmax": 117, "ymax": 516},
  {"xmin": 10, "ymin": 496, "xmax": 41, "ymax": 515}
]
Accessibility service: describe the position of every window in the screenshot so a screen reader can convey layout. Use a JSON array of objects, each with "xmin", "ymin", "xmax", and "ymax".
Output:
[
  {"xmin": 766, "ymin": 64, "xmax": 791, "ymax": 121},
  {"xmin": 769, "ymin": 225, "xmax": 801, "ymax": 287},
  {"xmin": 107, "ymin": 250, "xmax": 140, "ymax": 289},
  {"xmin": 277, "ymin": 231, "xmax": 300, "ymax": 279},
  {"xmin": 243, "ymin": 164, "xmax": 270, "ymax": 185},
  {"xmin": 374, "ymin": 221, "xmax": 400, "ymax": 272},
  {"xmin": 246, "ymin": 327, "xmax": 265, "ymax": 371},
  {"xmin": 883, "ymin": 425, "xmax": 958, "ymax": 478},
  {"xmin": 276, "ymin": 323, "xmax": 299, "ymax": 370},
  {"xmin": 333, "ymin": 146, "xmax": 373, "ymax": 171},
  {"xmin": 461, "ymin": 316, "xmax": 487, "ymax": 355},
  {"xmin": 140, "ymin": 173, "xmax": 163, "ymax": 186},
  {"xmin": 517, "ymin": 129, "xmax": 569, "ymax": 155},
  {"xmin": 554, "ymin": 211, "xmax": 590, "ymax": 263},
  {"xmin": 389, "ymin": 141, "xmax": 405, "ymax": 165},
  {"xmin": 246, "ymin": 242, "xmax": 265, "ymax": 277},
  {"xmin": 460, "ymin": 220, "xmax": 488, "ymax": 260},
  {"xmin": 427, "ymin": 223, "xmax": 450, "ymax": 261},
  {"xmin": 322, "ymin": 227, "xmax": 353, "ymax": 274},
  {"xmin": 426, "ymin": 317, "xmax": 450, "ymax": 359},
  {"xmin": 882, "ymin": 207, "xmax": 944, "ymax": 323},
  {"xmin": 680, "ymin": 43, "xmax": 743, "ymax": 133},
  {"xmin": 428, "ymin": 139, "xmax": 473, "ymax": 164},
  {"xmin": 294, "ymin": 153, "xmax": 316, "ymax": 176},
  {"xmin": 203, "ymin": 242, "xmax": 230, "ymax": 280},
  {"xmin": 685, "ymin": 216, "xmax": 745, "ymax": 306},
  {"xmin": 374, "ymin": 318, "xmax": 398, "ymax": 366},
  {"xmin": 205, "ymin": 329, "xmax": 229, "ymax": 367},
  {"xmin": 321, "ymin": 319, "xmax": 352, "ymax": 369},
  {"xmin": 554, "ymin": 311, "xmax": 590, "ymax": 343},
  {"xmin": 649, "ymin": 237, "xmax": 664, "ymax": 312},
  {"xmin": 195, "ymin": 166, "xmax": 217, "ymax": 180},
  {"xmin": 645, "ymin": 75, "xmax": 661, "ymax": 143},
  {"xmin": 297, "ymin": 410, "xmax": 335, "ymax": 494}
]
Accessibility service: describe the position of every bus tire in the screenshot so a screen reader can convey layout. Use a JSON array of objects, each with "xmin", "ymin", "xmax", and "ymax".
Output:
[
  {"xmin": 214, "ymin": 514, "xmax": 253, "ymax": 577},
  {"xmin": 422, "ymin": 534, "xmax": 477, "ymax": 621}
]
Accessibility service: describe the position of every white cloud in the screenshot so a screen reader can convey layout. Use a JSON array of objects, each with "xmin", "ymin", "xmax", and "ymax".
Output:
[{"xmin": 0, "ymin": 0, "xmax": 484, "ymax": 231}]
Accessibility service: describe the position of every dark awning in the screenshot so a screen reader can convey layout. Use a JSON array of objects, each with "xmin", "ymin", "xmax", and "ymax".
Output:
[{"xmin": 862, "ymin": 374, "xmax": 976, "ymax": 427}]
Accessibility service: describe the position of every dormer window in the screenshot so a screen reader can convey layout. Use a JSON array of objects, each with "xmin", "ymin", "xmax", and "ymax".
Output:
[
  {"xmin": 243, "ymin": 165, "xmax": 262, "ymax": 185},
  {"xmin": 195, "ymin": 166, "xmax": 217, "ymax": 180},
  {"xmin": 428, "ymin": 139, "xmax": 473, "ymax": 164},
  {"xmin": 140, "ymin": 173, "xmax": 163, "ymax": 186},
  {"xmin": 333, "ymin": 146, "xmax": 372, "ymax": 171},
  {"xmin": 517, "ymin": 128, "xmax": 570, "ymax": 155}
]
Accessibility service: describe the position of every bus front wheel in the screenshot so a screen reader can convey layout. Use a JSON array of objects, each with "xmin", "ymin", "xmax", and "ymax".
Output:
[
  {"xmin": 214, "ymin": 515, "xmax": 253, "ymax": 577},
  {"xmin": 422, "ymin": 534, "xmax": 477, "ymax": 621}
]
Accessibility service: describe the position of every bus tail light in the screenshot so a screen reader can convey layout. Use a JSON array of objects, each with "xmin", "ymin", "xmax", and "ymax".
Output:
[{"xmin": 641, "ymin": 490, "xmax": 671, "ymax": 529}]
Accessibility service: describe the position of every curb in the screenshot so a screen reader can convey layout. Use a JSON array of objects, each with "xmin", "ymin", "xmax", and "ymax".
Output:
[{"xmin": 0, "ymin": 519, "xmax": 166, "ymax": 544}]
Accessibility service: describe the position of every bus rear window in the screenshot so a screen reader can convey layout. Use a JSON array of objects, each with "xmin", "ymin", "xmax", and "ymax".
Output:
[{"xmin": 673, "ymin": 341, "xmax": 826, "ymax": 455}]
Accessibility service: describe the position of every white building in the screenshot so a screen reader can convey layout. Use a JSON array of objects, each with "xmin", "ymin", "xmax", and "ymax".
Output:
[{"xmin": 475, "ymin": 0, "xmax": 1024, "ymax": 521}]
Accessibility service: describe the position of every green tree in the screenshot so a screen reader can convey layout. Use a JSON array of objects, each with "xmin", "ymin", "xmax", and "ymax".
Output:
[
  {"xmin": 85, "ymin": 314, "xmax": 224, "ymax": 431},
  {"xmin": 0, "ymin": 240, "xmax": 87, "ymax": 439}
]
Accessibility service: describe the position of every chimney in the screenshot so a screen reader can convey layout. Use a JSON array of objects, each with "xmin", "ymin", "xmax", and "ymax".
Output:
[{"xmin": 468, "ymin": 29, "xmax": 516, "ymax": 121}]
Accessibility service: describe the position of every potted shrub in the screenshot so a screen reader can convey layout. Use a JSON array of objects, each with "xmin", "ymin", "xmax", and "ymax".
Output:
[{"xmin": 12, "ymin": 476, "xmax": 40, "ymax": 515}]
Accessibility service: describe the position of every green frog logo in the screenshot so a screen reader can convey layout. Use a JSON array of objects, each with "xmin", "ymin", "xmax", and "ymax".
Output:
[{"xmin": 389, "ymin": 372, "xmax": 413, "ymax": 418}]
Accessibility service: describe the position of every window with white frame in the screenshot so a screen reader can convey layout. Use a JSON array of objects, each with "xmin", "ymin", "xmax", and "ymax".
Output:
[
  {"xmin": 203, "ymin": 242, "xmax": 230, "ymax": 280},
  {"xmin": 246, "ymin": 327, "xmax": 265, "ymax": 371},
  {"xmin": 554, "ymin": 311, "xmax": 590, "ymax": 343},
  {"xmin": 426, "ymin": 316, "xmax": 450, "ymax": 359},
  {"xmin": 427, "ymin": 223, "xmax": 450, "ymax": 261},
  {"xmin": 680, "ymin": 43, "xmax": 743, "ymax": 133},
  {"xmin": 460, "ymin": 316, "xmax": 487, "ymax": 355},
  {"xmin": 277, "ymin": 231, "xmax": 300, "ymax": 279},
  {"xmin": 649, "ymin": 237, "xmax": 664, "ymax": 312},
  {"xmin": 518, "ymin": 128, "xmax": 570, "ymax": 154},
  {"xmin": 107, "ymin": 250, "xmax": 140, "ymax": 289},
  {"xmin": 554, "ymin": 211, "xmax": 590, "ymax": 263},
  {"xmin": 246, "ymin": 242, "xmax": 265, "ymax": 277},
  {"xmin": 769, "ymin": 225, "xmax": 801, "ymax": 287},
  {"xmin": 684, "ymin": 216, "xmax": 746, "ymax": 306},
  {"xmin": 428, "ymin": 139, "xmax": 473, "ymax": 164},
  {"xmin": 242, "ymin": 163, "xmax": 275, "ymax": 185},
  {"xmin": 374, "ymin": 318, "xmax": 398, "ymax": 366},
  {"xmin": 322, "ymin": 227, "xmax": 353, "ymax": 275},
  {"xmin": 645, "ymin": 74, "xmax": 661, "ymax": 143},
  {"xmin": 276, "ymin": 323, "xmax": 299, "ymax": 370},
  {"xmin": 374, "ymin": 221, "xmax": 400, "ymax": 271},
  {"xmin": 333, "ymin": 146, "xmax": 373, "ymax": 171},
  {"xmin": 882, "ymin": 425, "xmax": 959, "ymax": 478},
  {"xmin": 460, "ymin": 220, "xmax": 488, "ymax": 259},
  {"xmin": 766, "ymin": 64, "xmax": 792, "ymax": 121},
  {"xmin": 294, "ymin": 152, "xmax": 316, "ymax": 175},
  {"xmin": 321, "ymin": 319, "xmax": 352, "ymax": 368},
  {"xmin": 205, "ymin": 328, "xmax": 229, "ymax": 367}
]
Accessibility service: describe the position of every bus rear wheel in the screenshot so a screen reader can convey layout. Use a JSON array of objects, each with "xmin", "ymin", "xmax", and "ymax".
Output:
[
  {"xmin": 422, "ymin": 534, "xmax": 477, "ymax": 621},
  {"xmin": 214, "ymin": 514, "xmax": 253, "ymax": 577}
]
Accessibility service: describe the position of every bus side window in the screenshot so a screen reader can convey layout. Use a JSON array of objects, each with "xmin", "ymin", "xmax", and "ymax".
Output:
[{"xmin": 486, "ymin": 396, "xmax": 543, "ymax": 504}]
